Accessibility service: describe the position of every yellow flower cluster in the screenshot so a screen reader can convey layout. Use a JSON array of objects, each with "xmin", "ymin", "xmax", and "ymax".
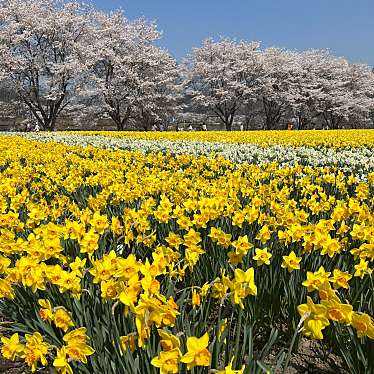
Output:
[
  {"xmin": 298, "ymin": 266, "xmax": 374, "ymax": 340},
  {"xmin": 0, "ymin": 136, "xmax": 372, "ymax": 373},
  {"xmin": 69, "ymin": 129, "xmax": 374, "ymax": 148},
  {"xmin": 1, "ymin": 328, "xmax": 94, "ymax": 374}
]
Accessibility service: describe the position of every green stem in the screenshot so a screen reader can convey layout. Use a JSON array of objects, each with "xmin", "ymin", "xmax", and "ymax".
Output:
[
  {"xmin": 248, "ymin": 324, "xmax": 253, "ymax": 364},
  {"xmin": 212, "ymin": 302, "xmax": 223, "ymax": 368},
  {"xmin": 351, "ymin": 277, "xmax": 369, "ymax": 306},
  {"xmin": 370, "ymin": 274, "xmax": 374, "ymax": 313},
  {"xmin": 233, "ymin": 307, "xmax": 243, "ymax": 369},
  {"xmin": 282, "ymin": 315, "xmax": 305, "ymax": 374}
]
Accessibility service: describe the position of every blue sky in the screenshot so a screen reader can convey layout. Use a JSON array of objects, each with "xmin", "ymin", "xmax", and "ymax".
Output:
[{"xmin": 92, "ymin": 0, "xmax": 374, "ymax": 66}]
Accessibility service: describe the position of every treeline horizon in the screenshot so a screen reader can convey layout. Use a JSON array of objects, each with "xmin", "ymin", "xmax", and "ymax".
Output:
[{"xmin": 0, "ymin": 0, "xmax": 373, "ymax": 132}]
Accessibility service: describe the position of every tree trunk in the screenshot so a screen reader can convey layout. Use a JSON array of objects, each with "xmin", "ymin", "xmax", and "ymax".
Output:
[
  {"xmin": 322, "ymin": 111, "xmax": 342, "ymax": 130},
  {"xmin": 214, "ymin": 103, "xmax": 237, "ymax": 131},
  {"xmin": 262, "ymin": 97, "xmax": 283, "ymax": 130},
  {"xmin": 44, "ymin": 116, "xmax": 57, "ymax": 131},
  {"xmin": 297, "ymin": 115, "xmax": 309, "ymax": 130},
  {"xmin": 116, "ymin": 121, "xmax": 124, "ymax": 131},
  {"xmin": 109, "ymin": 107, "xmax": 131, "ymax": 131}
]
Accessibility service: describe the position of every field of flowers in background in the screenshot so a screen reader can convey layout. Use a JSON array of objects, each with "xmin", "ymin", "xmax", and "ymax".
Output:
[
  {"xmin": 70, "ymin": 129, "xmax": 374, "ymax": 148},
  {"xmin": 0, "ymin": 131, "xmax": 373, "ymax": 374}
]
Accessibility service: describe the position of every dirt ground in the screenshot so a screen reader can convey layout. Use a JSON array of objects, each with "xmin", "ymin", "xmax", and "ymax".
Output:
[
  {"xmin": 284, "ymin": 337, "xmax": 348, "ymax": 374},
  {"xmin": 0, "ymin": 358, "xmax": 28, "ymax": 374}
]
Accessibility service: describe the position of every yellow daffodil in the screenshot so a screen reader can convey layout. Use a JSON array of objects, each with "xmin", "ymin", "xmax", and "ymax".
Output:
[
  {"xmin": 151, "ymin": 348, "xmax": 181, "ymax": 374},
  {"xmin": 0, "ymin": 333, "xmax": 24, "ymax": 361},
  {"xmin": 217, "ymin": 357, "xmax": 245, "ymax": 373},
  {"xmin": 53, "ymin": 346, "xmax": 73, "ymax": 374},
  {"xmin": 302, "ymin": 266, "xmax": 331, "ymax": 292},
  {"xmin": 180, "ymin": 332, "xmax": 211, "ymax": 370},
  {"xmin": 38, "ymin": 298, "xmax": 54, "ymax": 322},
  {"xmin": 281, "ymin": 251, "xmax": 301, "ymax": 272},
  {"xmin": 53, "ymin": 308, "xmax": 75, "ymax": 332},
  {"xmin": 351, "ymin": 312, "xmax": 374, "ymax": 339},
  {"xmin": 23, "ymin": 332, "xmax": 49, "ymax": 372},
  {"xmin": 253, "ymin": 248, "xmax": 272, "ymax": 266}
]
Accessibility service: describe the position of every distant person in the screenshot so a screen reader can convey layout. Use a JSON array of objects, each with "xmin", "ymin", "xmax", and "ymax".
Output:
[
  {"xmin": 287, "ymin": 121, "xmax": 294, "ymax": 130},
  {"xmin": 34, "ymin": 124, "xmax": 40, "ymax": 132},
  {"xmin": 240, "ymin": 124, "xmax": 244, "ymax": 131},
  {"xmin": 290, "ymin": 117, "xmax": 298, "ymax": 129},
  {"xmin": 202, "ymin": 124, "xmax": 207, "ymax": 131}
]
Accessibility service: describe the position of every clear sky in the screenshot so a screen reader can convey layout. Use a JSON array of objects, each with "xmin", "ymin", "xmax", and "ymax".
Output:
[{"xmin": 92, "ymin": 0, "xmax": 374, "ymax": 66}]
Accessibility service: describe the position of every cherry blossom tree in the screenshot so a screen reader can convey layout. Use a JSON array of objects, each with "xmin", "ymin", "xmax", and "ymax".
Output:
[
  {"xmin": 184, "ymin": 39, "xmax": 374, "ymax": 130},
  {"xmin": 183, "ymin": 38, "xmax": 263, "ymax": 131},
  {"xmin": 116, "ymin": 43, "xmax": 181, "ymax": 131},
  {"xmin": 344, "ymin": 63, "xmax": 374, "ymax": 128},
  {"xmin": 275, "ymin": 49, "xmax": 327, "ymax": 130},
  {"xmin": 85, "ymin": 10, "xmax": 180, "ymax": 131},
  {"xmin": 316, "ymin": 58, "xmax": 374, "ymax": 129},
  {"xmin": 0, "ymin": 0, "xmax": 92, "ymax": 131},
  {"xmin": 263, "ymin": 48, "xmax": 374, "ymax": 130},
  {"xmin": 132, "ymin": 46, "xmax": 181, "ymax": 131},
  {"xmin": 0, "ymin": 0, "xmax": 372, "ymax": 131},
  {"xmin": 308, "ymin": 52, "xmax": 354, "ymax": 129},
  {"xmin": 288, "ymin": 50, "xmax": 374, "ymax": 129},
  {"xmin": 257, "ymin": 48, "xmax": 300, "ymax": 130}
]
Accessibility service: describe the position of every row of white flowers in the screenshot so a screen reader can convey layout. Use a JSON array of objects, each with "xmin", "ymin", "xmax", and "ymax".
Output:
[{"xmin": 9, "ymin": 132, "xmax": 374, "ymax": 175}]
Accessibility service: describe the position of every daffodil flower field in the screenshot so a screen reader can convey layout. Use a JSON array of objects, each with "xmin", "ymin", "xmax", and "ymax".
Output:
[{"xmin": 0, "ymin": 131, "xmax": 373, "ymax": 374}]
